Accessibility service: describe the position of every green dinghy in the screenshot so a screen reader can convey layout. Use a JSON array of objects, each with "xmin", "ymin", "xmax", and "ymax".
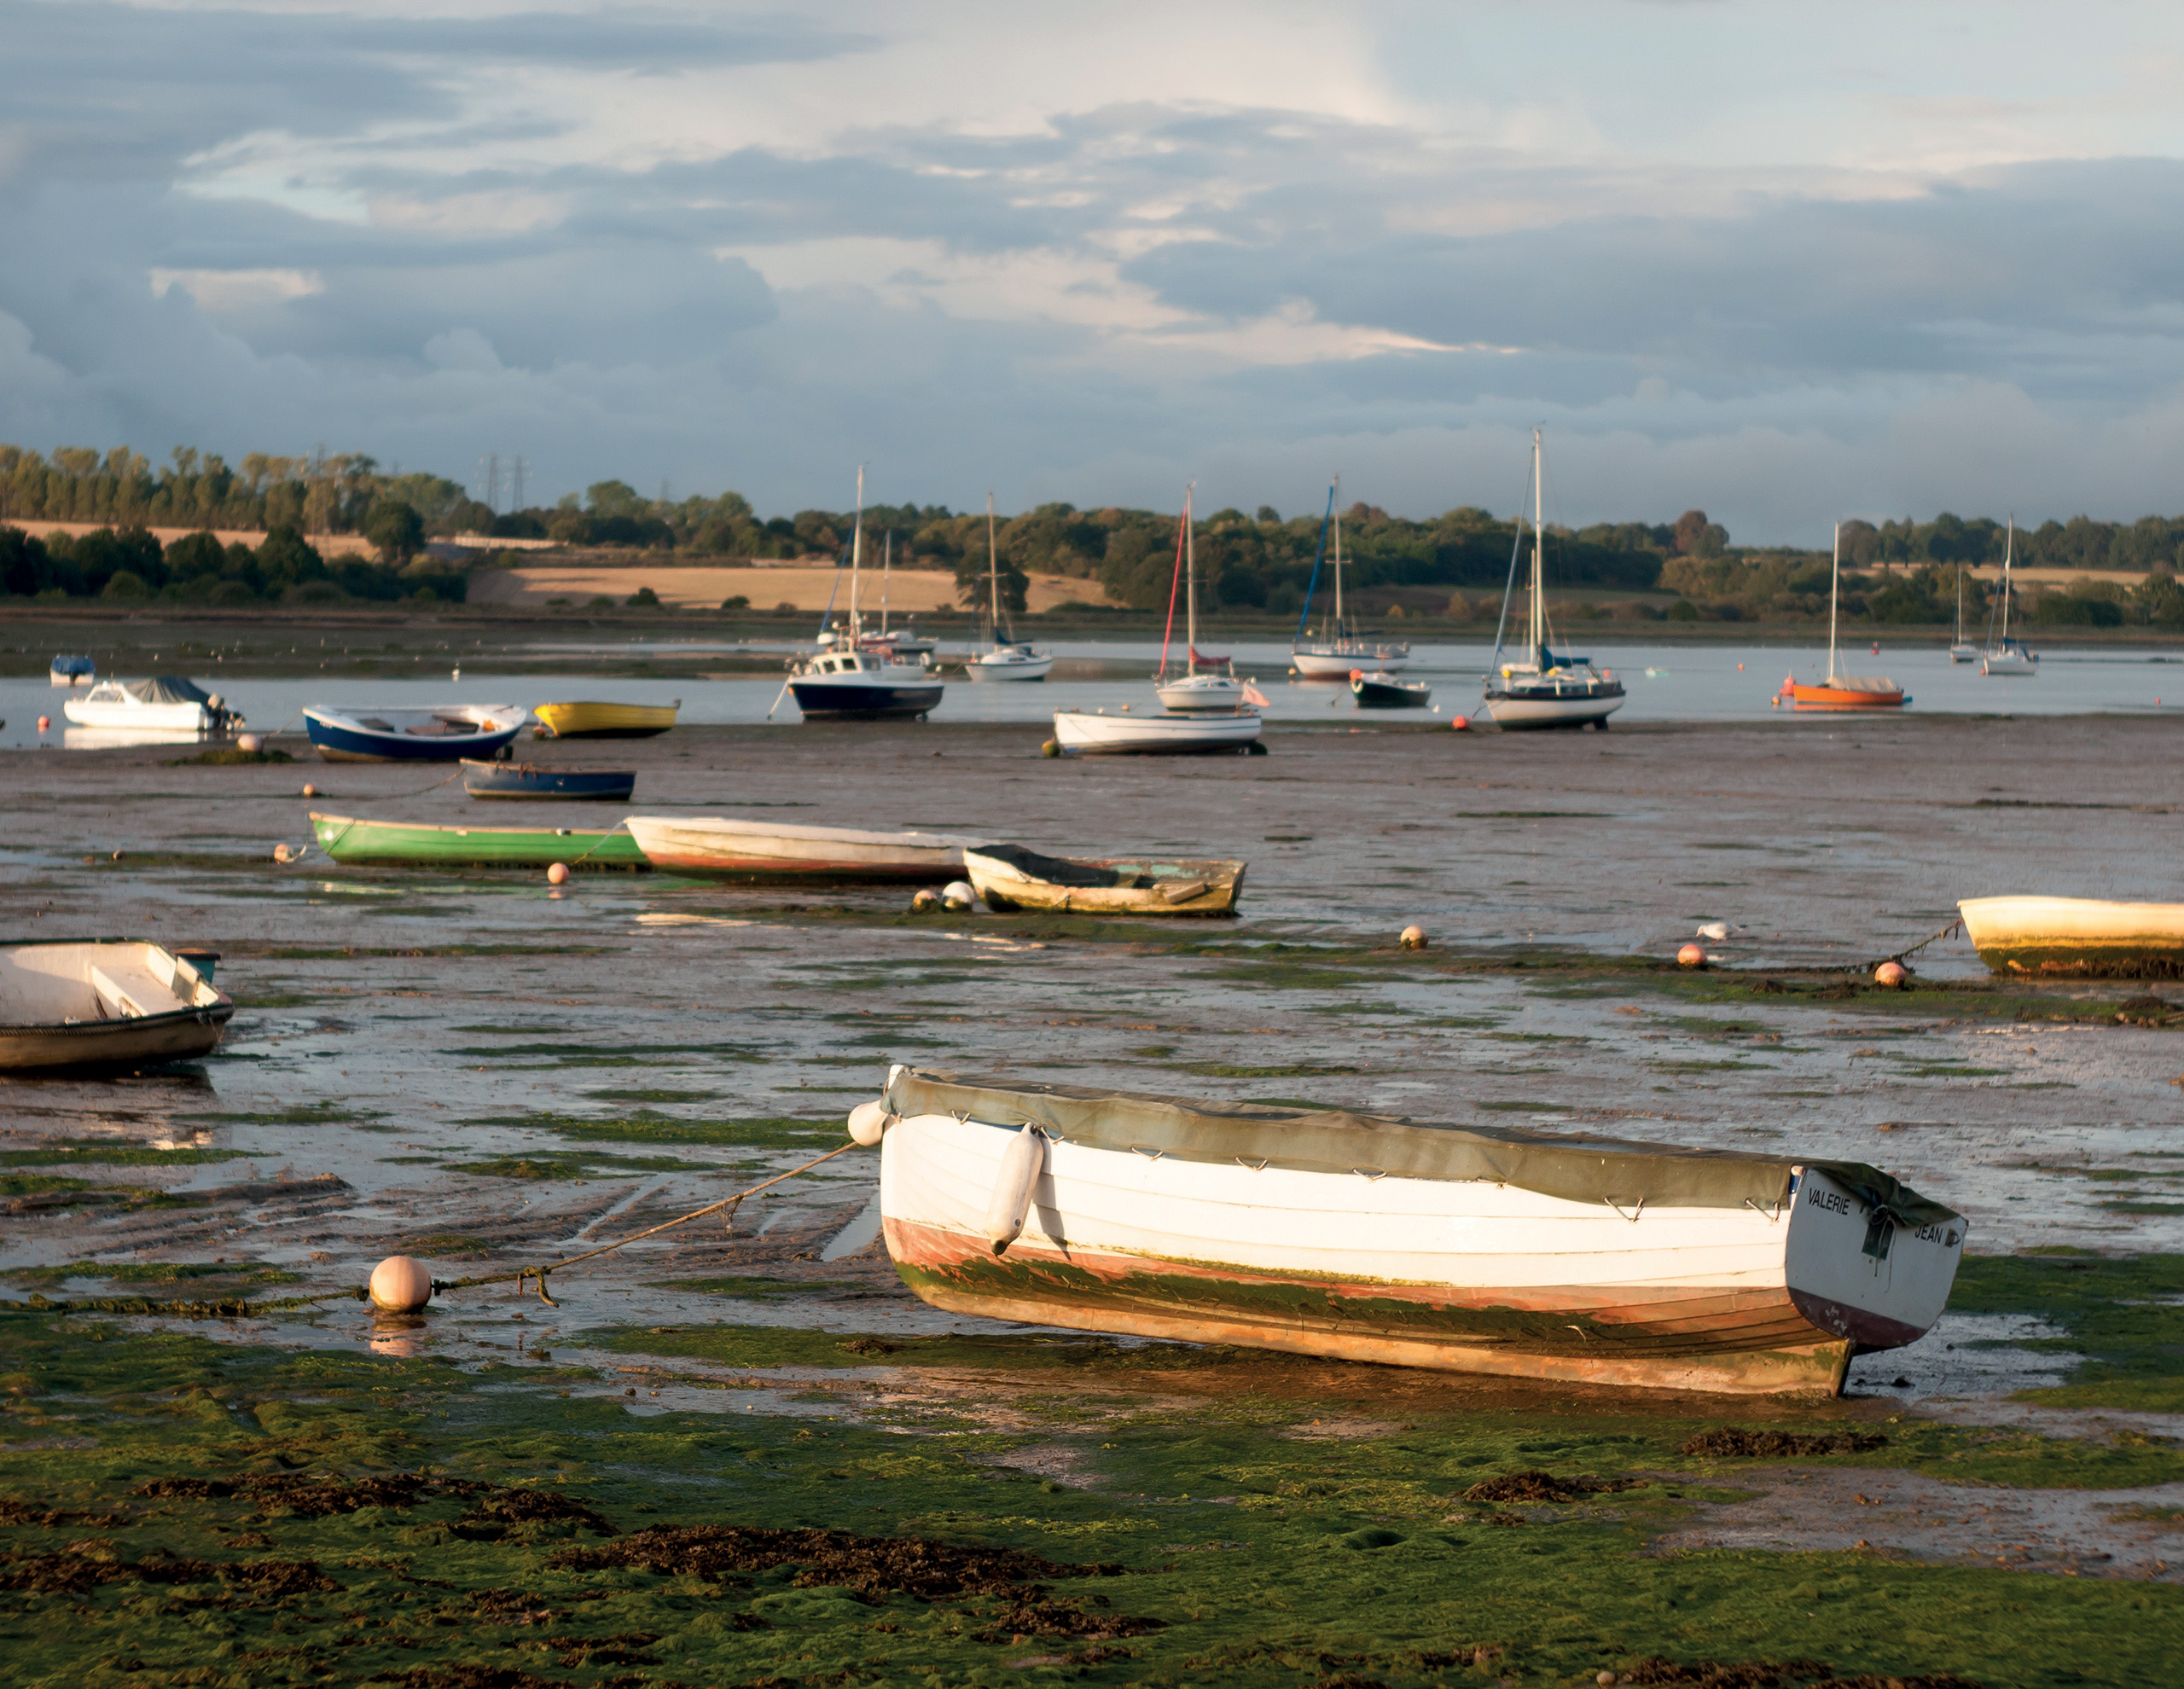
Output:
[{"xmin": 309, "ymin": 811, "xmax": 651, "ymax": 869}]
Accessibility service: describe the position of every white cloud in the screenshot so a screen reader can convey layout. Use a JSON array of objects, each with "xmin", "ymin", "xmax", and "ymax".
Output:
[{"xmin": 148, "ymin": 266, "xmax": 325, "ymax": 310}]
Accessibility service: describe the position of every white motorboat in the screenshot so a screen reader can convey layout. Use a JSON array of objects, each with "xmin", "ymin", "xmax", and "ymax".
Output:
[
  {"xmin": 1482, "ymin": 432, "xmax": 1625, "ymax": 730},
  {"xmin": 0, "ymin": 939, "xmax": 233, "ymax": 1072},
  {"xmin": 856, "ymin": 1069, "xmax": 1967, "ymax": 1397},
  {"xmin": 62, "ymin": 676, "xmax": 241, "ymax": 733},
  {"xmin": 1150, "ymin": 485, "xmax": 1253, "ymax": 712},
  {"xmin": 49, "ymin": 655, "xmax": 94, "ymax": 687},
  {"xmin": 965, "ymin": 492, "xmax": 1053, "ymax": 681},
  {"xmin": 1291, "ymin": 476, "xmax": 1408, "ymax": 678},
  {"xmin": 1980, "ymin": 519, "xmax": 2038, "ymax": 677},
  {"xmin": 1959, "ymin": 895, "xmax": 2184, "ymax": 978},
  {"xmin": 1053, "ymin": 709, "xmax": 1261, "ymax": 756},
  {"xmin": 625, "ymin": 815, "xmax": 969, "ymax": 882},
  {"xmin": 782, "ymin": 470, "xmax": 950, "ymax": 720}
]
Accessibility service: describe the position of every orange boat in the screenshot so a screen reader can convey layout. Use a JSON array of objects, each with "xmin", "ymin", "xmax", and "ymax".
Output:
[{"xmin": 1778, "ymin": 522, "xmax": 1908, "ymax": 711}]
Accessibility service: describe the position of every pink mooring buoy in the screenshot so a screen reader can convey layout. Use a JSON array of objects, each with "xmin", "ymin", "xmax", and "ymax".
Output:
[
  {"xmin": 369, "ymin": 1255, "xmax": 433, "ymax": 1313},
  {"xmin": 547, "ymin": 862, "xmax": 570, "ymax": 885},
  {"xmin": 1874, "ymin": 961, "xmax": 1909, "ymax": 989},
  {"xmin": 37, "ymin": 716, "xmax": 49, "ymax": 733},
  {"xmin": 1676, "ymin": 943, "xmax": 1707, "ymax": 967}
]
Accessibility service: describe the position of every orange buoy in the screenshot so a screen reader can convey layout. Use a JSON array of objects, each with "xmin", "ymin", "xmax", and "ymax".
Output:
[
  {"xmin": 1676, "ymin": 943, "xmax": 1707, "ymax": 967},
  {"xmin": 546, "ymin": 862, "xmax": 570, "ymax": 885},
  {"xmin": 1449, "ymin": 715, "xmax": 1470, "ymax": 731},
  {"xmin": 1874, "ymin": 961, "xmax": 1908, "ymax": 988},
  {"xmin": 1400, "ymin": 925, "xmax": 1426, "ymax": 949},
  {"xmin": 301, "ymin": 782, "xmax": 318, "ymax": 798},
  {"xmin": 369, "ymin": 1256, "xmax": 433, "ymax": 1312},
  {"xmin": 37, "ymin": 715, "xmax": 49, "ymax": 733}
]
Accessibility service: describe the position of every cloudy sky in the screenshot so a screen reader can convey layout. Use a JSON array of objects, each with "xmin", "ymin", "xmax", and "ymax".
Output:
[{"xmin": 5, "ymin": 1, "xmax": 2184, "ymax": 538}]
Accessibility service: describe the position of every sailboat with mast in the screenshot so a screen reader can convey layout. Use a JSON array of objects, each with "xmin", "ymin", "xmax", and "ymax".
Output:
[
  {"xmin": 1155, "ymin": 484, "xmax": 1246, "ymax": 711},
  {"xmin": 1980, "ymin": 518, "xmax": 2038, "ymax": 676},
  {"xmin": 1481, "ymin": 430, "xmax": 1625, "ymax": 730},
  {"xmin": 1780, "ymin": 523, "xmax": 1906, "ymax": 710},
  {"xmin": 966, "ymin": 493, "xmax": 1054, "ymax": 681},
  {"xmin": 1291, "ymin": 477, "xmax": 1409, "ymax": 678},
  {"xmin": 785, "ymin": 467, "xmax": 946, "ymax": 721},
  {"xmin": 860, "ymin": 531, "xmax": 937, "ymax": 660}
]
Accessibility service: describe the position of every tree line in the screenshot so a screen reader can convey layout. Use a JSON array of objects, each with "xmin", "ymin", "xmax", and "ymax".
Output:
[{"xmin": 0, "ymin": 522, "xmax": 466, "ymax": 606}]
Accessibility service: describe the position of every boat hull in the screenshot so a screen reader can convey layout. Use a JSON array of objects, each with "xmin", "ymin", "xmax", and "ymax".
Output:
[
  {"xmin": 1351, "ymin": 673, "xmax": 1430, "ymax": 709},
  {"xmin": 624, "ymin": 815, "xmax": 965, "ymax": 882},
  {"xmin": 1787, "ymin": 682, "xmax": 1905, "ymax": 710},
  {"xmin": 461, "ymin": 761, "xmax": 636, "ymax": 801},
  {"xmin": 1154, "ymin": 675, "xmax": 1244, "ymax": 712},
  {"xmin": 1294, "ymin": 647, "xmax": 1409, "ymax": 679},
  {"xmin": 964, "ymin": 848, "xmax": 1245, "ymax": 916},
  {"xmin": 874, "ymin": 1093, "xmax": 1962, "ymax": 1396},
  {"xmin": 967, "ymin": 652, "xmax": 1054, "ymax": 682},
  {"xmin": 0, "ymin": 940, "xmax": 233, "ymax": 1073},
  {"xmin": 1054, "ymin": 711, "xmax": 1262, "ymax": 756},
  {"xmin": 304, "ymin": 706, "xmax": 526, "ymax": 763},
  {"xmin": 788, "ymin": 678, "xmax": 945, "ymax": 720},
  {"xmin": 62, "ymin": 699, "xmax": 212, "ymax": 730},
  {"xmin": 1960, "ymin": 895, "xmax": 2184, "ymax": 978},
  {"xmin": 534, "ymin": 701, "xmax": 677, "ymax": 738},
  {"xmin": 1484, "ymin": 689, "xmax": 1624, "ymax": 729},
  {"xmin": 311, "ymin": 813, "xmax": 649, "ymax": 868}
]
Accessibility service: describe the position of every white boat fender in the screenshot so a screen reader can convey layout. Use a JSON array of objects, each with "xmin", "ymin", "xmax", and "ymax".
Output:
[
  {"xmin": 985, "ymin": 1124, "xmax": 1046, "ymax": 1255},
  {"xmin": 846, "ymin": 1100, "xmax": 897, "ymax": 1146},
  {"xmin": 942, "ymin": 880, "xmax": 977, "ymax": 912}
]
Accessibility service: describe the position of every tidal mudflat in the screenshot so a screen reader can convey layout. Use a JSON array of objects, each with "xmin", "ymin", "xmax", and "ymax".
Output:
[{"xmin": 3, "ymin": 714, "xmax": 2181, "ymax": 1687}]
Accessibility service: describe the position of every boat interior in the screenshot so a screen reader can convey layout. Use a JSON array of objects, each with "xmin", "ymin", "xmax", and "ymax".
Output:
[
  {"xmin": 0, "ymin": 943, "xmax": 220, "ymax": 1027},
  {"xmin": 976, "ymin": 844, "xmax": 1234, "ymax": 890}
]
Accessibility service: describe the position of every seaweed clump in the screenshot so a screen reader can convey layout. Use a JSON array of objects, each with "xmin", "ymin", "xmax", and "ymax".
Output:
[
  {"xmin": 1615, "ymin": 1663, "xmax": 1980, "ymax": 1689},
  {"xmin": 1461, "ymin": 1469, "xmax": 1649, "ymax": 1503},
  {"xmin": 550, "ymin": 1525, "xmax": 1121, "ymax": 1603},
  {"xmin": 1679, "ymin": 1428, "xmax": 1888, "ymax": 1459}
]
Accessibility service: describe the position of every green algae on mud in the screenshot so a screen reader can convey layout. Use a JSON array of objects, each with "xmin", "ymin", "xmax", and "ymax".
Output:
[
  {"xmin": 1, "ymin": 1313, "xmax": 2179, "ymax": 1689},
  {"xmin": 1950, "ymin": 1251, "xmax": 2184, "ymax": 1411}
]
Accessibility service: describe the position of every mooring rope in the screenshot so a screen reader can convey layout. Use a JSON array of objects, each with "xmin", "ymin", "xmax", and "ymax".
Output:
[
  {"xmin": 1844, "ymin": 915, "xmax": 1965, "ymax": 975},
  {"xmin": 0, "ymin": 1141, "xmax": 868, "ymax": 1321}
]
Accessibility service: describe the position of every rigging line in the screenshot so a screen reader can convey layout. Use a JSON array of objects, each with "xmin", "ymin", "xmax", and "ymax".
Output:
[
  {"xmin": 1157, "ymin": 489, "xmax": 1189, "ymax": 681},
  {"xmin": 562, "ymin": 818, "xmax": 631, "ymax": 868},
  {"xmin": 1294, "ymin": 481, "xmax": 1336, "ymax": 646},
  {"xmin": 1488, "ymin": 449, "xmax": 1535, "ymax": 665}
]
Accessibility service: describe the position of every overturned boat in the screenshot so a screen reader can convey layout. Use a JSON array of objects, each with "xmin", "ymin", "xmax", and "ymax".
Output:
[
  {"xmin": 856, "ymin": 1069, "xmax": 1966, "ymax": 1396},
  {"xmin": 1960, "ymin": 895, "xmax": 2184, "ymax": 978},
  {"xmin": 533, "ymin": 700, "xmax": 678, "ymax": 739},
  {"xmin": 625, "ymin": 815, "xmax": 967, "ymax": 882},
  {"xmin": 0, "ymin": 940, "xmax": 234, "ymax": 1072},
  {"xmin": 311, "ymin": 813, "xmax": 649, "ymax": 868},
  {"xmin": 461, "ymin": 760, "xmax": 636, "ymax": 802},
  {"xmin": 964, "ymin": 845, "xmax": 1244, "ymax": 916}
]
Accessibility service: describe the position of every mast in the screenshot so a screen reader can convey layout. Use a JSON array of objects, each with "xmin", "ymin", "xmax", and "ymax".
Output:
[
  {"xmin": 849, "ymin": 465, "xmax": 864, "ymax": 641},
  {"xmin": 1185, "ymin": 485, "xmax": 1198, "ymax": 670},
  {"xmin": 986, "ymin": 490, "xmax": 999, "ymax": 650},
  {"xmin": 880, "ymin": 530, "xmax": 891, "ymax": 636},
  {"xmin": 1331, "ymin": 473, "xmax": 1343, "ymax": 637},
  {"xmin": 1955, "ymin": 563, "xmax": 1962, "ymax": 643},
  {"xmin": 1530, "ymin": 428, "xmax": 1545, "ymax": 661},
  {"xmin": 1828, "ymin": 521, "xmax": 1840, "ymax": 679},
  {"xmin": 2000, "ymin": 517, "xmax": 2014, "ymax": 647}
]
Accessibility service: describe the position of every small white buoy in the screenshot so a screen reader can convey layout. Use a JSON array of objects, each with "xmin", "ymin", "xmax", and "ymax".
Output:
[
  {"xmin": 985, "ymin": 1124, "xmax": 1046, "ymax": 1255},
  {"xmin": 1400, "ymin": 925, "xmax": 1426, "ymax": 949},
  {"xmin": 452, "ymin": 665, "xmax": 462, "ymax": 680},
  {"xmin": 846, "ymin": 1100, "xmax": 896, "ymax": 1146},
  {"xmin": 910, "ymin": 887, "xmax": 939, "ymax": 912},
  {"xmin": 1874, "ymin": 960, "xmax": 1909, "ymax": 989},
  {"xmin": 942, "ymin": 880, "xmax": 976, "ymax": 912},
  {"xmin": 302, "ymin": 782, "xmax": 318, "ymax": 798},
  {"xmin": 547, "ymin": 862, "xmax": 570, "ymax": 885},
  {"xmin": 369, "ymin": 1255, "xmax": 433, "ymax": 1312},
  {"xmin": 1676, "ymin": 943, "xmax": 1707, "ymax": 967},
  {"xmin": 236, "ymin": 733, "xmax": 262, "ymax": 752}
]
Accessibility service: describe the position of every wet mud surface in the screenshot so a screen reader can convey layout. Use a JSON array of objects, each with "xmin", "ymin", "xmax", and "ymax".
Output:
[{"xmin": 3, "ymin": 713, "xmax": 2183, "ymax": 1685}]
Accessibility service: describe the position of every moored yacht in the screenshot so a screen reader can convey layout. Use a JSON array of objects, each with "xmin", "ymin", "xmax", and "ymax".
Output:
[
  {"xmin": 1980, "ymin": 518, "xmax": 2038, "ymax": 677},
  {"xmin": 966, "ymin": 492, "xmax": 1054, "ymax": 682},
  {"xmin": 1782, "ymin": 523, "xmax": 1906, "ymax": 711},
  {"xmin": 782, "ymin": 468, "xmax": 949, "ymax": 721},
  {"xmin": 1153, "ymin": 486, "xmax": 1252, "ymax": 711},
  {"xmin": 1291, "ymin": 476, "xmax": 1408, "ymax": 678},
  {"xmin": 1482, "ymin": 431, "xmax": 1625, "ymax": 730}
]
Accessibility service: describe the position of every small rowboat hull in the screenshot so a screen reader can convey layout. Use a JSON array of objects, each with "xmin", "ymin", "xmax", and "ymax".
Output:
[
  {"xmin": 311, "ymin": 812, "xmax": 648, "ymax": 868},
  {"xmin": 0, "ymin": 940, "xmax": 234, "ymax": 1073},
  {"xmin": 1053, "ymin": 710, "xmax": 1262, "ymax": 756},
  {"xmin": 1960, "ymin": 895, "xmax": 2184, "ymax": 978},
  {"xmin": 534, "ymin": 701, "xmax": 678, "ymax": 738},
  {"xmin": 625, "ymin": 815, "xmax": 966, "ymax": 882},
  {"xmin": 872, "ymin": 1071, "xmax": 1966, "ymax": 1396},
  {"xmin": 460, "ymin": 761, "xmax": 636, "ymax": 801},
  {"xmin": 1293, "ymin": 646, "xmax": 1409, "ymax": 679},
  {"xmin": 1350, "ymin": 671, "xmax": 1430, "ymax": 709},
  {"xmin": 965, "ymin": 846, "xmax": 1244, "ymax": 916},
  {"xmin": 305, "ymin": 705, "xmax": 526, "ymax": 763}
]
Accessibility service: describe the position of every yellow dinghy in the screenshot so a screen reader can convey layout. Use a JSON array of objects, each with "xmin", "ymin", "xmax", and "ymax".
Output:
[
  {"xmin": 965, "ymin": 844, "xmax": 1244, "ymax": 916},
  {"xmin": 535, "ymin": 699, "xmax": 678, "ymax": 739},
  {"xmin": 1959, "ymin": 896, "xmax": 2184, "ymax": 978}
]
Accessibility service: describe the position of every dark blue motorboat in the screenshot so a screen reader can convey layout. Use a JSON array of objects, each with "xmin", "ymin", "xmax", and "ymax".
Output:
[
  {"xmin": 1350, "ymin": 670, "xmax": 1432, "ymax": 709},
  {"xmin": 461, "ymin": 760, "xmax": 636, "ymax": 801}
]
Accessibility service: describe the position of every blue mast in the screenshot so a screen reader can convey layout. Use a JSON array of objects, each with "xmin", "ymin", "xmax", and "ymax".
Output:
[{"xmin": 1292, "ymin": 481, "xmax": 1337, "ymax": 645}]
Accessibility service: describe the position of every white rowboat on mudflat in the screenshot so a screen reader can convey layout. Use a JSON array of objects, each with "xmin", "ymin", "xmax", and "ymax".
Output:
[
  {"xmin": 625, "ymin": 815, "xmax": 969, "ymax": 882},
  {"xmin": 1959, "ymin": 895, "xmax": 2184, "ymax": 978},
  {"xmin": 856, "ymin": 1068, "xmax": 1966, "ymax": 1396},
  {"xmin": 0, "ymin": 939, "xmax": 234, "ymax": 1072},
  {"xmin": 963, "ymin": 845, "xmax": 1245, "ymax": 916},
  {"xmin": 1051, "ymin": 709, "xmax": 1262, "ymax": 756}
]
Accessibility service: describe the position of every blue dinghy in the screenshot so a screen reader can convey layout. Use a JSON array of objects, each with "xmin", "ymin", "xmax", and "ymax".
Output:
[
  {"xmin": 461, "ymin": 760, "xmax": 636, "ymax": 801},
  {"xmin": 304, "ymin": 704, "xmax": 526, "ymax": 763}
]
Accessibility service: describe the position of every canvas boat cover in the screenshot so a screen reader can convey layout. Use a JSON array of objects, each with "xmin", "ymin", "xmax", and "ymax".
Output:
[
  {"xmin": 50, "ymin": 654, "xmax": 93, "ymax": 676},
  {"xmin": 885, "ymin": 1069, "xmax": 1959, "ymax": 1228},
  {"xmin": 968, "ymin": 844, "xmax": 1132, "ymax": 889},
  {"xmin": 123, "ymin": 676, "xmax": 214, "ymax": 705}
]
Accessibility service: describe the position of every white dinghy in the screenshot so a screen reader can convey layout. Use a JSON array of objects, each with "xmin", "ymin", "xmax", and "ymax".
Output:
[
  {"xmin": 1051, "ymin": 709, "xmax": 1262, "ymax": 756},
  {"xmin": 852, "ymin": 1069, "xmax": 1966, "ymax": 1397},
  {"xmin": 626, "ymin": 815, "xmax": 970, "ymax": 882},
  {"xmin": 0, "ymin": 940, "xmax": 234, "ymax": 1072}
]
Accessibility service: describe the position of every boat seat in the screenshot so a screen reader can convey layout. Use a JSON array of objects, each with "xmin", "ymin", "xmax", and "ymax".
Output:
[{"xmin": 359, "ymin": 717, "xmax": 396, "ymax": 732}]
